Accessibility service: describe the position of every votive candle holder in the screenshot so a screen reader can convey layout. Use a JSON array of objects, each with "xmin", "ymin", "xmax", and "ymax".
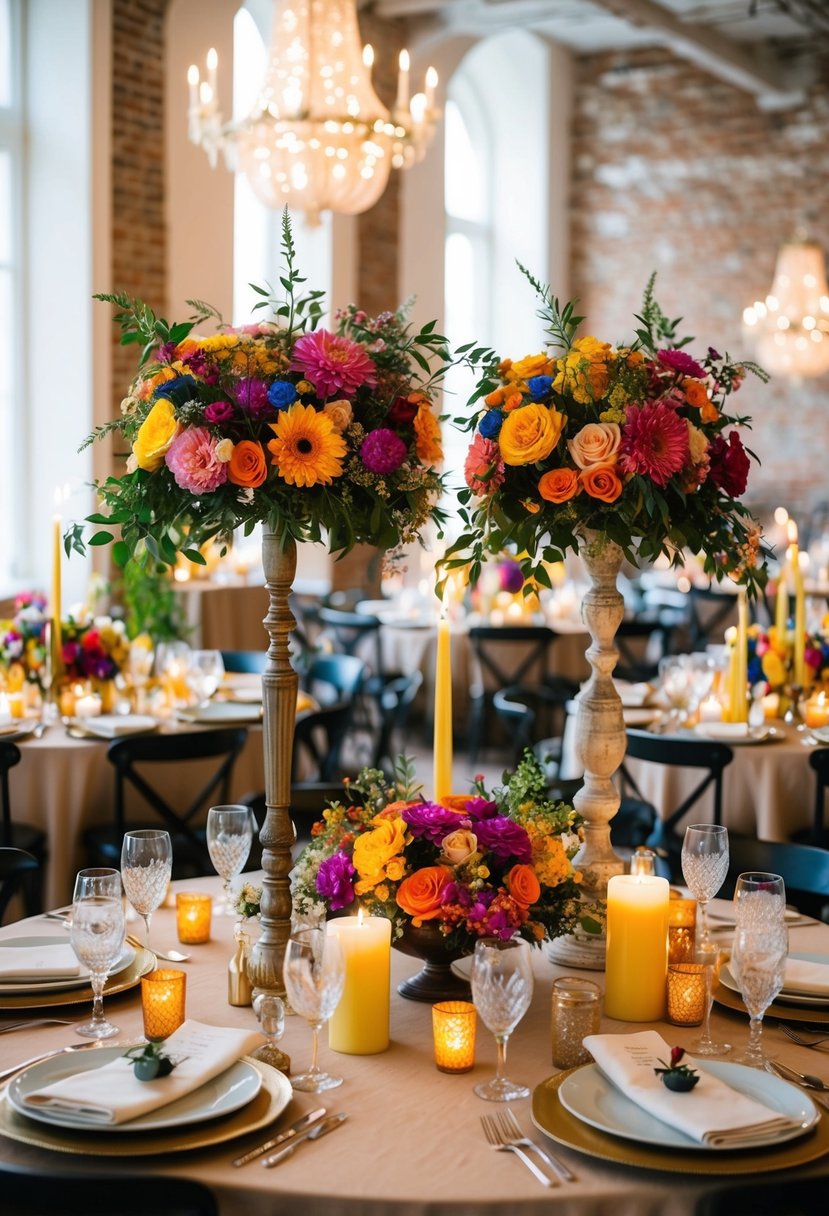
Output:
[
  {"xmin": 551, "ymin": 976, "xmax": 602, "ymax": 1069},
  {"xmin": 432, "ymin": 1001, "xmax": 477, "ymax": 1073},
  {"xmin": 141, "ymin": 969, "xmax": 186, "ymax": 1040},
  {"xmin": 666, "ymin": 961, "xmax": 706, "ymax": 1026},
  {"xmin": 668, "ymin": 895, "xmax": 697, "ymax": 964},
  {"xmin": 175, "ymin": 892, "xmax": 212, "ymax": 944}
]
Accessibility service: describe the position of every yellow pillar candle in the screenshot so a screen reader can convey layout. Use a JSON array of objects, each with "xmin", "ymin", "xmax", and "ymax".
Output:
[
  {"xmin": 433, "ymin": 613, "xmax": 453, "ymax": 805},
  {"xmin": 327, "ymin": 913, "xmax": 391, "ymax": 1054},
  {"xmin": 604, "ymin": 874, "xmax": 670, "ymax": 1021}
]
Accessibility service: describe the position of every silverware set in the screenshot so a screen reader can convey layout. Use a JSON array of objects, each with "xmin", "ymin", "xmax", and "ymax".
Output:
[
  {"xmin": 480, "ymin": 1111, "xmax": 576, "ymax": 1187},
  {"xmin": 780, "ymin": 1025, "xmax": 829, "ymax": 1051},
  {"xmin": 765, "ymin": 1058, "xmax": 829, "ymax": 1110},
  {"xmin": 232, "ymin": 1106, "xmax": 347, "ymax": 1168}
]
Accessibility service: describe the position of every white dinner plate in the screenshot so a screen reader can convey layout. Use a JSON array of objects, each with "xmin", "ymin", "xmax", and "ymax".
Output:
[
  {"xmin": 7, "ymin": 1047, "xmax": 263, "ymax": 1133},
  {"xmin": 177, "ymin": 701, "xmax": 262, "ymax": 724},
  {"xmin": 720, "ymin": 953, "xmax": 829, "ymax": 1008},
  {"xmin": 693, "ymin": 725, "xmax": 782, "ymax": 746},
  {"xmin": 0, "ymin": 937, "xmax": 136, "ymax": 994},
  {"xmin": 623, "ymin": 708, "xmax": 661, "ymax": 726},
  {"xmin": 557, "ymin": 1061, "xmax": 816, "ymax": 1152},
  {"xmin": 0, "ymin": 719, "xmax": 37, "ymax": 742}
]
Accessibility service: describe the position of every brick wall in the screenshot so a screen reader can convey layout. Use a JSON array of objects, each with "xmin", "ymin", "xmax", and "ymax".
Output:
[{"xmin": 570, "ymin": 47, "xmax": 829, "ymax": 525}]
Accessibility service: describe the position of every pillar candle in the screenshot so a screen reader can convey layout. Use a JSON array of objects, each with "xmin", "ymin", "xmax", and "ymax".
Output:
[
  {"xmin": 327, "ymin": 914, "xmax": 391, "ymax": 1054},
  {"xmin": 604, "ymin": 874, "xmax": 669, "ymax": 1021},
  {"xmin": 433, "ymin": 613, "xmax": 453, "ymax": 805}
]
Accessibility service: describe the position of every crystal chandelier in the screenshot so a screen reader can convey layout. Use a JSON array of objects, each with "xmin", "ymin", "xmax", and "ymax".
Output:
[
  {"xmin": 186, "ymin": 0, "xmax": 439, "ymax": 225},
  {"xmin": 742, "ymin": 235, "xmax": 829, "ymax": 378}
]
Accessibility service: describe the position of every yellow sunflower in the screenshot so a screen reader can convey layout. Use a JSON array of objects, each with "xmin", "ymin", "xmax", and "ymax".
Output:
[{"xmin": 267, "ymin": 403, "xmax": 346, "ymax": 487}]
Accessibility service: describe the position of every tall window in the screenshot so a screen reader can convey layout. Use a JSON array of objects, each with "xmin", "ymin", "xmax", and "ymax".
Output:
[{"xmin": 0, "ymin": 0, "xmax": 21, "ymax": 587}]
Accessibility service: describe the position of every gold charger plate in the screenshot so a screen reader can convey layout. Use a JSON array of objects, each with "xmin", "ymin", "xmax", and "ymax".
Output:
[
  {"xmin": 532, "ymin": 1069, "xmax": 829, "ymax": 1175},
  {"xmin": 714, "ymin": 981, "xmax": 829, "ymax": 1027},
  {"xmin": 0, "ymin": 947, "xmax": 154, "ymax": 1012},
  {"xmin": 0, "ymin": 1057, "xmax": 291, "ymax": 1156}
]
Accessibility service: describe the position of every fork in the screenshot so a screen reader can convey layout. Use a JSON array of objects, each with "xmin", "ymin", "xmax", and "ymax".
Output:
[
  {"xmin": 480, "ymin": 1115, "xmax": 555, "ymax": 1187},
  {"xmin": 781, "ymin": 1025, "xmax": 829, "ymax": 1051},
  {"xmin": 497, "ymin": 1109, "xmax": 577, "ymax": 1182},
  {"xmin": 0, "ymin": 1018, "xmax": 79, "ymax": 1035},
  {"xmin": 765, "ymin": 1059, "xmax": 829, "ymax": 1110}
]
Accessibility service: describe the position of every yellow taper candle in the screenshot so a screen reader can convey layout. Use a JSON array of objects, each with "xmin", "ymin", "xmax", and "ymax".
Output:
[
  {"xmin": 789, "ymin": 521, "xmax": 807, "ymax": 687},
  {"xmin": 327, "ymin": 913, "xmax": 391, "ymax": 1054},
  {"xmin": 433, "ymin": 612, "xmax": 453, "ymax": 804},
  {"xmin": 734, "ymin": 588, "xmax": 748, "ymax": 723},
  {"xmin": 774, "ymin": 558, "xmax": 789, "ymax": 639},
  {"xmin": 604, "ymin": 874, "xmax": 670, "ymax": 1021},
  {"xmin": 51, "ymin": 505, "xmax": 63, "ymax": 676}
]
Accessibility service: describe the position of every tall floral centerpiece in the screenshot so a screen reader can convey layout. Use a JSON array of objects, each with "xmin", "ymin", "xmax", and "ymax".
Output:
[
  {"xmin": 71, "ymin": 214, "xmax": 452, "ymax": 995},
  {"xmin": 443, "ymin": 271, "xmax": 768, "ymax": 968}
]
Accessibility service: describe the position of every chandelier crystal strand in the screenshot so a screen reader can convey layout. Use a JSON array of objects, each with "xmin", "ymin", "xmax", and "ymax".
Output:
[
  {"xmin": 187, "ymin": 0, "xmax": 439, "ymax": 223},
  {"xmin": 743, "ymin": 234, "xmax": 829, "ymax": 378}
]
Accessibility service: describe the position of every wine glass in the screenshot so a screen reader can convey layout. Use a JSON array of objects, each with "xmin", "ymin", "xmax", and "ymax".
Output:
[
  {"xmin": 689, "ymin": 940, "xmax": 731, "ymax": 1058},
  {"xmin": 206, "ymin": 805, "xmax": 255, "ymax": 915},
  {"xmin": 69, "ymin": 894, "xmax": 126, "ymax": 1039},
  {"xmin": 470, "ymin": 936, "xmax": 534, "ymax": 1102},
  {"xmin": 733, "ymin": 871, "xmax": 786, "ymax": 929},
  {"xmin": 282, "ymin": 927, "xmax": 345, "ymax": 1092},
  {"xmin": 128, "ymin": 634, "xmax": 155, "ymax": 714},
  {"xmin": 73, "ymin": 867, "xmax": 122, "ymax": 902},
  {"xmin": 681, "ymin": 824, "xmax": 729, "ymax": 947},
  {"xmin": 658, "ymin": 655, "xmax": 693, "ymax": 730},
  {"xmin": 120, "ymin": 828, "xmax": 173, "ymax": 954},
  {"xmin": 731, "ymin": 917, "xmax": 789, "ymax": 1067},
  {"xmin": 187, "ymin": 649, "xmax": 225, "ymax": 706},
  {"xmin": 252, "ymin": 993, "xmax": 290, "ymax": 1073}
]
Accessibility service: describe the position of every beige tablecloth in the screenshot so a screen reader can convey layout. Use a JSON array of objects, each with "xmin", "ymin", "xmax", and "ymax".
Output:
[{"xmin": 1, "ymin": 883, "xmax": 827, "ymax": 1214}]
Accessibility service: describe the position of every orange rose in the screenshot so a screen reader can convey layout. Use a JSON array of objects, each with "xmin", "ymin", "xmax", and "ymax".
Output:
[
  {"xmin": 580, "ymin": 463, "xmax": 622, "ymax": 503},
  {"xmin": 396, "ymin": 865, "xmax": 453, "ymax": 925},
  {"xmin": 440, "ymin": 795, "xmax": 477, "ymax": 814},
  {"xmin": 228, "ymin": 440, "xmax": 268, "ymax": 488},
  {"xmin": 539, "ymin": 467, "xmax": 579, "ymax": 503},
  {"xmin": 506, "ymin": 864, "xmax": 541, "ymax": 908}
]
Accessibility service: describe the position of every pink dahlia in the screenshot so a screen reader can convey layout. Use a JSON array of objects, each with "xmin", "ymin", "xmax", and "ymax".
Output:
[
  {"xmin": 360, "ymin": 428, "xmax": 408, "ymax": 475},
  {"xmin": 658, "ymin": 349, "xmax": 706, "ymax": 379},
  {"xmin": 618, "ymin": 400, "xmax": 689, "ymax": 488},
  {"xmin": 464, "ymin": 433, "xmax": 505, "ymax": 496},
  {"xmin": 291, "ymin": 330, "xmax": 376, "ymax": 399},
  {"xmin": 165, "ymin": 426, "xmax": 228, "ymax": 494}
]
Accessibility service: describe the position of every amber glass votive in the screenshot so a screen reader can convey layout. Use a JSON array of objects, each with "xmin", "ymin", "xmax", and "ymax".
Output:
[
  {"xmin": 141, "ymin": 969, "xmax": 186, "ymax": 1040},
  {"xmin": 666, "ymin": 962, "xmax": 706, "ymax": 1026},
  {"xmin": 176, "ymin": 892, "xmax": 212, "ymax": 944},
  {"xmin": 668, "ymin": 895, "xmax": 697, "ymax": 964},
  {"xmin": 432, "ymin": 1001, "xmax": 477, "ymax": 1073}
]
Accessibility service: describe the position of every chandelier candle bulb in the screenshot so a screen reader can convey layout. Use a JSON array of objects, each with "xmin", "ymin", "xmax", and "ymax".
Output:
[
  {"xmin": 432, "ymin": 1001, "xmax": 477, "ymax": 1073},
  {"xmin": 175, "ymin": 892, "xmax": 212, "ymax": 944},
  {"xmin": 327, "ymin": 914, "xmax": 391, "ymax": 1054},
  {"xmin": 604, "ymin": 874, "xmax": 670, "ymax": 1021}
]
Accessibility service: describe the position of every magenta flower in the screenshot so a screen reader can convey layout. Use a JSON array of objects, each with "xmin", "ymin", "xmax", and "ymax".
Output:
[
  {"xmin": 402, "ymin": 802, "xmax": 467, "ymax": 846},
  {"xmin": 360, "ymin": 428, "xmax": 408, "ymax": 475},
  {"xmin": 618, "ymin": 400, "xmax": 689, "ymax": 487},
  {"xmin": 204, "ymin": 400, "xmax": 235, "ymax": 424},
  {"xmin": 658, "ymin": 349, "xmax": 706, "ymax": 380},
  {"xmin": 236, "ymin": 378, "xmax": 274, "ymax": 420},
  {"xmin": 291, "ymin": 329, "xmax": 376, "ymax": 399},
  {"xmin": 708, "ymin": 430, "xmax": 750, "ymax": 498},
  {"xmin": 463, "ymin": 796, "xmax": 499, "ymax": 821},
  {"xmin": 165, "ymin": 427, "xmax": 228, "ymax": 494},
  {"xmin": 473, "ymin": 817, "xmax": 533, "ymax": 863},
  {"xmin": 315, "ymin": 852, "xmax": 356, "ymax": 911}
]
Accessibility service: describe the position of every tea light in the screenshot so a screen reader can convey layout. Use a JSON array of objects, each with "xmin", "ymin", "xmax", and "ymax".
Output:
[
  {"xmin": 805, "ymin": 691, "xmax": 829, "ymax": 730},
  {"xmin": 74, "ymin": 691, "xmax": 102, "ymax": 718},
  {"xmin": 432, "ymin": 1000, "xmax": 477, "ymax": 1073},
  {"xmin": 666, "ymin": 961, "xmax": 707, "ymax": 1026},
  {"xmin": 175, "ymin": 892, "xmax": 212, "ymax": 944},
  {"xmin": 141, "ymin": 969, "xmax": 186, "ymax": 1040},
  {"xmin": 761, "ymin": 692, "xmax": 780, "ymax": 722},
  {"xmin": 668, "ymin": 895, "xmax": 697, "ymax": 964},
  {"xmin": 698, "ymin": 695, "xmax": 722, "ymax": 724}
]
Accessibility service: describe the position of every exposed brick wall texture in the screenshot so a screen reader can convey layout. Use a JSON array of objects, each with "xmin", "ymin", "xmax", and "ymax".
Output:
[{"xmin": 570, "ymin": 46, "xmax": 829, "ymax": 525}]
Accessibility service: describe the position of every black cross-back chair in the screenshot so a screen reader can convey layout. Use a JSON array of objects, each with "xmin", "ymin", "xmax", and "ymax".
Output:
[
  {"xmin": 83, "ymin": 727, "xmax": 248, "ymax": 878},
  {"xmin": 220, "ymin": 649, "xmax": 266, "ymax": 674},
  {"xmin": 0, "ymin": 740, "xmax": 46, "ymax": 913},
  {"xmin": 720, "ymin": 835, "xmax": 829, "ymax": 922},
  {"xmin": 614, "ymin": 617, "xmax": 675, "ymax": 683},
  {"xmin": 620, "ymin": 728, "xmax": 734, "ymax": 881},
  {"xmin": 293, "ymin": 702, "xmax": 353, "ymax": 782},
  {"xmin": 467, "ymin": 625, "xmax": 564, "ymax": 763},
  {"xmin": 0, "ymin": 848, "xmax": 40, "ymax": 924},
  {"xmin": 802, "ymin": 746, "xmax": 829, "ymax": 849}
]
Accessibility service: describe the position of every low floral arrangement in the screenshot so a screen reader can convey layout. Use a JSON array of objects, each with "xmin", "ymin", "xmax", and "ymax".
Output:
[
  {"xmin": 747, "ymin": 622, "xmax": 829, "ymax": 692},
  {"xmin": 291, "ymin": 753, "xmax": 593, "ymax": 950},
  {"xmin": 69, "ymin": 214, "xmax": 451, "ymax": 571},
  {"xmin": 442, "ymin": 271, "xmax": 768, "ymax": 596},
  {"xmin": 0, "ymin": 592, "xmax": 49, "ymax": 689},
  {"xmin": 60, "ymin": 614, "xmax": 131, "ymax": 684}
]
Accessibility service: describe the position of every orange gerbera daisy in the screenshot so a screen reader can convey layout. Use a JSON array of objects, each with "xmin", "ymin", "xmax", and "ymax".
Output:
[{"xmin": 267, "ymin": 403, "xmax": 346, "ymax": 487}]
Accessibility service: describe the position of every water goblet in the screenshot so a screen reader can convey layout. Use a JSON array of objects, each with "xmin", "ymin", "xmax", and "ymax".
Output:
[
  {"xmin": 470, "ymin": 936, "xmax": 534, "ymax": 1102},
  {"xmin": 282, "ymin": 928, "xmax": 345, "ymax": 1092},
  {"xmin": 187, "ymin": 649, "xmax": 225, "ymax": 706},
  {"xmin": 206, "ymin": 805, "xmax": 255, "ymax": 915},
  {"xmin": 69, "ymin": 894, "xmax": 126, "ymax": 1039},
  {"xmin": 730, "ymin": 917, "xmax": 788, "ymax": 1067},
  {"xmin": 120, "ymin": 828, "xmax": 173, "ymax": 955},
  {"xmin": 128, "ymin": 635, "xmax": 155, "ymax": 714},
  {"xmin": 733, "ymin": 872, "xmax": 786, "ymax": 929},
  {"xmin": 658, "ymin": 655, "xmax": 693, "ymax": 730},
  {"xmin": 689, "ymin": 940, "xmax": 731, "ymax": 1057},
  {"xmin": 681, "ymin": 824, "xmax": 729, "ymax": 947},
  {"xmin": 73, "ymin": 867, "xmax": 123, "ymax": 902}
]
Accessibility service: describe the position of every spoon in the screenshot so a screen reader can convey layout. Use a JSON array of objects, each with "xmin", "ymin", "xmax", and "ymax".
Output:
[{"xmin": 126, "ymin": 936, "xmax": 190, "ymax": 963}]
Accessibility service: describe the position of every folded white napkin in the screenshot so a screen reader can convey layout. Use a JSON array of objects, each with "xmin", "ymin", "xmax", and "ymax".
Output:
[
  {"xmin": 583, "ymin": 1031, "xmax": 801, "ymax": 1148},
  {"xmin": 694, "ymin": 722, "xmax": 748, "ymax": 740},
  {"xmin": 22, "ymin": 1020, "xmax": 264, "ymax": 1125},
  {"xmin": 72, "ymin": 715, "xmax": 157, "ymax": 739},
  {"xmin": 0, "ymin": 944, "xmax": 81, "ymax": 981},
  {"xmin": 783, "ymin": 957, "xmax": 829, "ymax": 997},
  {"xmin": 615, "ymin": 681, "xmax": 654, "ymax": 707}
]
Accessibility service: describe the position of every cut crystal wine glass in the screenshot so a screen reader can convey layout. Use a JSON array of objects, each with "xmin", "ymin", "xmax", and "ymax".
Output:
[
  {"xmin": 731, "ymin": 917, "xmax": 789, "ymax": 1067},
  {"xmin": 282, "ymin": 927, "xmax": 345, "ymax": 1092},
  {"xmin": 470, "ymin": 936, "xmax": 534, "ymax": 1102},
  {"xmin": 120, "ymin": 828, "xmax": 173, "ymax": 955},
  {"xmin": 69, "ymin": 894, "xmax": 126, "ymax": 1039},
  {"xmin": 206, "ymin": 804, "xmax": 255, "ymax": 915},
  {"xmin": 681, "ymin": 824, "xmax": 729, "ymax": 947}
]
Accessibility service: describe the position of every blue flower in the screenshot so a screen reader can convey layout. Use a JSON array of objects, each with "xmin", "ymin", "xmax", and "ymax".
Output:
[
  {"xmin": 527, "ymin": 375, "xmax": 553, "ymax": 400},
  {"xmin": 479, "ymin": 410, "xmax": 503, "ymax": 439},
  {"xmin": 268, "ymin": 380, "xmax": 299, "ymax": 410},
  {"xmin": 154, "ymin": 374, "xmax": 198, "ymax": 401}
]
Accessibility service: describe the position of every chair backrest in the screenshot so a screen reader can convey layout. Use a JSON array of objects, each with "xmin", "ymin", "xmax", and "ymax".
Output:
[
  {"xmin": 0, "ymin": 1167, "xmax": 218, "ymax": 1216},
  {"xmin": 0, "ymin": 741, "xmax": 22, "ymax": 844},
  {"xmin": 220, "ymin": 650, "xmax": 266, "ymax": 674},
  {"xmin": 307, "ymin": 653, "xmax": 367, "ymax": 703},
  {"xmin": 687, "ymin": 585, "xmax": 739, "ymax": 650},
  {"xmin": 808, "ymin": 747, "xmax": 829, "ymax": 841},
  {"xmin": 106, "ymin": 728, "xmax": 249, "ymax": 845},
  {"xmin": 0, "ymin": 847, "xmax": 38, "ymax": 924},
  {"xmin": 293, "ymin": 702, "xmax": 353, "ymax": 781},
  {"xmin": 722, "ymin": 835, "xmax": 829, "ymax": 920},
  {"xmin": 316, "ymin": 606, "xmax": 384, "ymax": 673},
  {"xmin": 615, "ymin": 618, "xmax": 674, "ymax": 683},
  {"xmin": 468, "ymin": 625, "xmax": 558, "ymax": 692},
  {"xmin": 373, "ymin": 670, "xmax": 423, "ymax": 770}
]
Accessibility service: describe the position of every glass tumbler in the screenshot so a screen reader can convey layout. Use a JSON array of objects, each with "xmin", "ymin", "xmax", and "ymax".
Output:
[{"xmin": 551, "ymin": 976, "xmax": 602, "ymax": 1069}]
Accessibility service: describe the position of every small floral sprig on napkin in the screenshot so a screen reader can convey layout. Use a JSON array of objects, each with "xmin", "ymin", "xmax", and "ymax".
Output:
[
  {"xmin": 124, "ymin": 1040, "xmax": 181, "ymax": 1082},
  {"xmin": 654, "ymin": 1046, "xmax": 700, "ymax": 1092},
  {"xmin": 235, "ymin": 882, "xmax": 262, "ymax": 920}
]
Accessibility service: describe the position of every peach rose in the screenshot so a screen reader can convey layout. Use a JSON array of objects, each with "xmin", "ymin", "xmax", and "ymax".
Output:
[
  {"xmin": 580, "ymin": 463, "xmax": 622, "ymax": 503},
  {"xmin": 538, "ymin": 467, "xmax": 579, "ymax": 504},
  {"xmin": 499, "ymin": 403, "xmax": 564, "ymax": 466},
  {"xmin": 323, "ymin": 399, "xmax": 353, "ymax": 432},
  {"xmin": 440, "ymin": 828, "xmax": 478, "ymax": 866},
  {"xmin": 228, "ymin": 440, "xmax": 268, "ymax": 488},
  {"xmin": 506, "ymin": 864, "xmax": 541, "ymax": 908},
  {"xmin": 567, "ymin": 422, "xmax": 621, "ymax": 469},
  {"xmin": 132, "ymin": 399, "xmax": 182, "ymax": 471},
  {"xmin": 396, "ymin": 865, "xmax": 453, "ymax": 924}
]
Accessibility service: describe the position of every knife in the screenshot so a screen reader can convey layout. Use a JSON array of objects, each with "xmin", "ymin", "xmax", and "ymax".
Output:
[
  {"xmin": 262, "ymin": 1112, "xmax": 347, "ymax": 1168},
  {"xmin": 231, "ymin": 1106, "xmax": 327, "ymax": 1167}
]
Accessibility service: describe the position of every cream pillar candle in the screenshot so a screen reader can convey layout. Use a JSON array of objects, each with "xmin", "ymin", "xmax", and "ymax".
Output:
[
  {"xmin": 604, "ymin": 874, "xmax": 669, "ymax": 1021},
  {"xmin": 327, "ymin": 914, "xmax": 391, "ymax": 1054}
]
